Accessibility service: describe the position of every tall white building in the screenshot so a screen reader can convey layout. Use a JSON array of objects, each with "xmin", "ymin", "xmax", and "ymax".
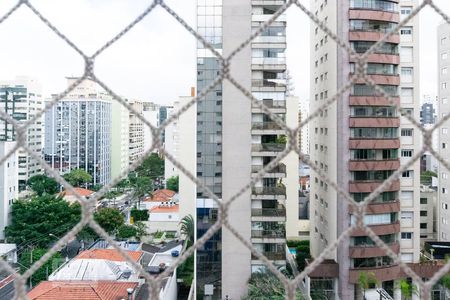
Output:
[
  {"xmin": 299, "ymin": 97, "xmax": 310, "ymax": 154},
  {"xmin": 44, "ymin": 78, "xmax": 112, "ymax": 186},
  {"xmin": 0, "ymin": 142, "xmax": 18, "ymax": 240},
  {"xmin": 142, "ymin": 101, "xmax": 160, "ymax": 153},
  {"xmin": 128, "ymin": 100, "xmax": 145, "ymax": 165},
  {"xmin": 111, "ymin": 100, "xmax": 129, "ymax": 180},
  {"xmin": 437, "ymin": 22, "xmax": 450, "ymax": 242},
  {"xmin": 308, "ymin": 0, "xmax": 421, "ymax": 298},
  {"xmin": 0, "ymin": 77, "xmax": 44, "ymax": 192}
]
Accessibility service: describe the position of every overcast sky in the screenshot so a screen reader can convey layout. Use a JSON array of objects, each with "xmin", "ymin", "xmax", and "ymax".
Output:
[{"xmin": 0, "ymin": 0, "xmax": 448, "ymax": 105}]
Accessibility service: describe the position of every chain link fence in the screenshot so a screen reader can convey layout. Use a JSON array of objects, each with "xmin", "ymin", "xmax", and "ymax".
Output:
[{"xmin": 0, "ymin": 0, "xmax": 449, "ymax": 299}]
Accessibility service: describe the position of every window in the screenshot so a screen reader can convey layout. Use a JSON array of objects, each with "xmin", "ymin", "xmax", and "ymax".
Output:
[
  {"xmin": 443, "ymin": 203, "xmax": 448, "ymax": 210},
  {"xmin": 442, "ymin": 52, "xmax": 448, "ymax": 60},
  {"xmin": 420, "ymin": 223, "xmax": 428, "ymax": 229},
  {"xmin": 401, "ymin": 232, "xmax": 412, "ymax": 239},
  {"xmin": 420, "ymin": 211, "xmax": 428, "ymax": 217},
  {"xmin": 443, "ymin": 218, "xmax": 448, "ymax": 225},
  {"xmin": 401, "ymin": 212, "xmax": 413, "ymax": 220},
  {"xmin": 400, "ymin": 27, "xmax": 412, "ymax": 41},
  {"xmin": 443, "ymin": 188, "xmax": 448, "ymax": 194},
  {"xmin": 401, "ymin": 149, "xmax": 413, "ymax": 157},
  {"xmin": 401, "ymin": 128, "xmax": 413, "ymax": 136},
  {"xmin": 402, "ymin": 170, "xmax": 413, "ymax": 178},
  {"xmin": 420, "ymin": 198, "xmax": 427, "ymax": 205},
  {"xmin": 443, "ymin": 173, "xmax": 448, "ymax": 179},
  {"xmin": 400, "ymin": 6, "xmax": 412, "ymax": 20},
  {"xmin": 442, "ymin": 37, "xmax": 447, "ymax": 45},
  {"xmin": 443, "ymin": 68, "xmax": 448, "ymax": 75},
  {"xmin": 400, "ymin": 47, "xmax": 413, "ymax": 63},
  {"xmin": 442, "ymin": 82, "xmax": 447, "ymax": 90},
  {"xmin": 401, "ymin": 67, "xmax": 413, "ymax": 83},
  {"xmin": 443, "ymin": 143, "xmax": 448, "ymax": 149},
  {"xmin": 443, "ymin": 128, "xmax": 448, "ymax": 135}
]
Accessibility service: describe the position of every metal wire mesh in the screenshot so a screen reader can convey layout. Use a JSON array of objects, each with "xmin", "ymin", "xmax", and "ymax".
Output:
[{"xmin": 0, "ymin": 0, "xmax": 448, "ymax": 299}]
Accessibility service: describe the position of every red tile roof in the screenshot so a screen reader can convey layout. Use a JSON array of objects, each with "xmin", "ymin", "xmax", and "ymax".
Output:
[
  {"xmin": 60, "ymin": 187, "xmax": 94, "ymax": 197},
  {"xmin": 28, "ymin": 281, "xmax": 138, "ymax": 300},
  {"xmin": 75, "ymin": 249, "xmax": 143, "ymax": 262},
  {"xmin": 149, "ymin": 204, "xmax": 179, "ymax": 213},
  {"xmin": 145, "ymin": 189, "xmax": 176, "ymax": 202}
]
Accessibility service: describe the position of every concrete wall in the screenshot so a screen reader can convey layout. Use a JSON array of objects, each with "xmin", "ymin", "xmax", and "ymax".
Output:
[{"xmin": 221, "ymin": 0, "xmax": 252, "ymax": 298}]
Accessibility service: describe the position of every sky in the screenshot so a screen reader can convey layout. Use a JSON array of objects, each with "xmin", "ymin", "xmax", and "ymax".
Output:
[{"xmin": 0, "ymin": 0, "xmax": 448, "ymax": 105}]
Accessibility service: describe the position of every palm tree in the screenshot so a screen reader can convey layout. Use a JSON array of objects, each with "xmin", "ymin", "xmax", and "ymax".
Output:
[{"xmin": 179, "ymin": 214, "xmax": 194, "ymax": 246}]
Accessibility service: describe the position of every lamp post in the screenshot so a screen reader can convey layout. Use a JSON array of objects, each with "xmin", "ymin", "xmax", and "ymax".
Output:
[{"xmin": 49, "ymin": 234, "xmax": 68, "ymax": 262}]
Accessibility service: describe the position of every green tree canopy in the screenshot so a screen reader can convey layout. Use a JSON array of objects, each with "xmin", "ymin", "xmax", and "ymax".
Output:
[
  {"xmin": 19, "ymin": 248, "xmax": 62, "ymax": 287},
  {"xmin": 63, "ymin": 169, "xmax": 92, "ymax": 187},
  {"xmin": 27, "ymin": 175, "xmax": 59, "ymax": 196},
  {"xmin": 242, "ymin": 269, "xmax": 303, "ymax": 300},
  {"xmin": 179, "ymin": 214, "xmax": 194, "ymax": 246},
  {"xmin": 420, "ymin": 170, "xmax": 438, "ymax": 185},
  {"xmin": 132, "ymin": 176, "xmax": 153, "ymax": 207},
  {"xmin": 166, "ymin": 176, "xmax": 179, "ymax": 192},
  {"xmin": 94, "ymin": 207, "xmax": 124, "ymax": 234},
  {"xmin": 116, "ymin": 224, "xmax": 137, "ymax": 240},
  {"xmin": 135, "ymin": 153, "xmax": 164, "ymax": 179},
  {"xmin": 130, "ymin": 209, "xmax": 149, "ymax": 222},
  {"xmin": 5, "ymin": 195, "xmax": 81, "ymax": 248}
]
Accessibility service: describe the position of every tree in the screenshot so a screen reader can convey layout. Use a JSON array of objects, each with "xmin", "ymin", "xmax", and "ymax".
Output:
[
  {"xmin": 358, "ymin": 271, "xmax": 378, "ymax": 299},
  {"xmin": 135, "ymin": 153, "xmax": 164, "ymax": 179},
  {"xmin": 242, "ymin": 269, "xmax": 303, "ymax": 300},
  {"xmin": 94, "ymin": 207, "xmax": 124, "ymax": 234},
  {"xmin": 179, "ymin": 214, "xmax": 194, "ymax": 246},
  {"xmin": 91, "ymin": 184, "xmax": 103, "ymax": 192},
  {"xmin": 116, "ymin": 224, "xmax": 137, "ymax": 240},
  {"xmin": 166, "ymin": 176, "xmax": 179, "ymax": 192},
  {"xmin": 133, "ymin": 176, "xmax": 153, "ymax": 208},
  {"xmin": 63, "ymin": 169, "xmax": 92, "ymax": 187},
  {"xmin": 5, "ymin": 195, "xmax": 81, "ymax": 248},
  {"xmin": 27, "ymin": 175, "xmax": 59, "ymax": 196},
  {"xmin": 20, "ymin": 248, "xmax": 63, "ymax": 287},
  {"xmin": 134, "ymin": 221, "xmax": 147, "ymax": 241},
  {"xmin": 276, "ymin": 135, "xmax": 287, "ymax": 144},
  {"xmin": 130, "ymin": 208, "xmax": 149, "ymax": 222},
  {"xmin": 398, "ymin": 279, "xmax": 418, "ymax": 300},
  {"xmin": 420, "ymin": 170, "xmax": 438, "ymax": 186}
]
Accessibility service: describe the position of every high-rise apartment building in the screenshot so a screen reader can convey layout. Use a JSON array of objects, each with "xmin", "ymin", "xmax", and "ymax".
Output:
[
  {"xmin": 194, "ymin": 1, "xmax": 293, "ymax": 299},
  {"xmin": 0, "ymin": 77, "xmax": 44, "ymax": 192},
  {"xmin": 142, "ymin": 101, "xmax": 160, "ymax": 153},
  {"xmin": 44, "ymin": 78, "xmax": 111, "ymax": 186},
  {"xmin": 111, "ymin": 100, "xmax": 129, "ymax": 180},
  {"xmin": 128, "ymin": 100, "xmax": 145, "ymax": 165},
  {"xmin": 437, "ymin": 22, "xmax": 450, "ymax": 242},
  {"xmin": 309, "ymin": 0, "xmax": 420, "ymax": 298},
  {"xmin": 0, "ymin": 141, "xmax": 18, "ymax": 239}
]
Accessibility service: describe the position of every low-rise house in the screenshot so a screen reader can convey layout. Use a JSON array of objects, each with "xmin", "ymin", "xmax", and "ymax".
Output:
[
  {"xmin": 140, "ymin": 189, "xmax": 178, "ymax": 210},
  {"xmin": 59, "ymin": 188, "xmax": 94, "ymax": 203},
  {"xmin": 27, "ymin": 281, "xmax": 138, "ymax": 300},
  {"xmin": 48, "ymin": 249, "xmax": 144, "ymax": 282},
  {"xmin": 147, "ymin": 203, "xmax": 179, "ymax": 233}
]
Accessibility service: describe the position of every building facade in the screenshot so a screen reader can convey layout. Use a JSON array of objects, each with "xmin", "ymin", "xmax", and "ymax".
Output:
[
  {"xmin": 128, "ymin": 100, "xmax": 145, "ymax": 165},
  {"xmin": 111, "ymin": 99, "xmax": 129, "ymax": 180},
  {"xmin": 0, "ymin": 77, "xmax": 44, "ymax": 192},
  {"xmin": 309, "ymin": 0, "xmax": 420, "ymax": 298},
  {"xmin": 44, "ymin": 78, "xmax": 111, "ymax": 186},
  {"xmin": 437, "ymin": 22, "xmax": 450, "ymax": 242},
  {"xmin": 0, "ymin": 142, "xmax": 18, "ymax": 239},
  {"xmin": 194, "ymin": 1, "xmax": 293, "ymax": 299}
]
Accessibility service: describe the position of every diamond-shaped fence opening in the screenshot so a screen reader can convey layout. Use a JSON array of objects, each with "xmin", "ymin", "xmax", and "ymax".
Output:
[{"xmin": 0, "ymin": 0, "xmax": 448, "ymax": 299}]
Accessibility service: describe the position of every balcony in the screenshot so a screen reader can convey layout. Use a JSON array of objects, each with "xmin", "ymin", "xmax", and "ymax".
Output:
[
  {"xmin": 349, "ymin": 9, "xmax": 400, "ymax": 23},
  {"xmin": 349, "ymin": 179, "xmax": 400, "ymax": 193},
  {"xmin": 349, "ymin": 199, "xmax": 400, "ymax": 214},
  {"xmin": 251, "ymin": 122, "xmax": 285, "ymax": 135},
  {"xmin": 349, "ymin": 265, "xmax": 402, "ymax": 284},
  {"xmin": 349, "ymin": 138, "xmax": 400, "ymax": 149},
  {"xmin": 349, "ymin": 117, "xmax": 400, "ymax": 128},
  {"xmin": 251, "ymin": 229, "xmax": 285, "ymax": 239},
  {"xmin": 252, "ymin": 79, "xmax": 286, "ymax": 92},
  {"xmin": 351, "ymin": 221, "xmax": 400, "ymax": 236},
  {"xmin": 348, "ymin": 159, "xmax": 400, "ymax": 171},
  {"xmin": 252, "ymin": 0, "xmax": 286, "ymax": 5},
  {"xmin": 252, "ymin": 163, "xmax": 286, "ymax": 174},
  {"xmin": 252, "ymin": 57, "xmax": 286, "ymax": 70},
  {"xmin": 252, "ymin": 207, "xmax": 286, "ymax": 217},
  {"xmin": 251, "ymin": 14, "xmax": 286, "ymax": 23},
  {"xmin": 353, "ymin": 74, "xmax": 400, "ymax": 85},
  {"xmin": 349, "ymin": 95, "xmax": 400, "ymax": 106},
  {"xmin": 253, "ymin": 35, "xmax": 286, "ymax": 45},
  {"xmin": 252, "ymin": 252, "xmax": 286, "ymax": 261},
  {"xmin": 252, "ymin": 186, "xmax": 286, "ymax": 196},
  {"xmin": 349, "ymin": 31, "xmax": 399, "ymax": 44},
  {"xmin": 350, "ymin": 53, "xmax": 400, "ymax": 65},
  {"xmin": 251, "ymin": 143, "xmax": 286, "ymax": 155},
  {"xmin": 349, "ymin": 242, "xmax": 400, "ymax": 258},
  {"xmin": 252, "ymin": 100, "xmax": 286, "ymax": 113}
]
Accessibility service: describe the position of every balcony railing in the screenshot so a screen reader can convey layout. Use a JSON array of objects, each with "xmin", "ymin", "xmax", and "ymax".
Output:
[
  {"xmin": 251, "ymin": 122, "xmax": 284, "ymax": 130},
  {"xmin": 252, "ymin": 57, "xmax": 286, "ymax": 65},
  {"xmin": 252, "ymin": 252, "xmax": 286, "ymax": 260},
  {"xmin": 251, "ymin": 163, "xmax": 286, "ymax": 173},
  {"xmin": 252, "ymin": 186, "xmax": 286, "ymax": 195},
  {"xmin": 252, "ymin": 207, "xmax": 286, "ymax": 217},
  {"xmin": 251, "ymin": 143, "xmax": 286, "ymax": 152},
  {"xmin": 252, "ymin": 79, "xmax": 286, "ymax": 88},
  {"xmin": 251, "ymin": 229, "xmax": 285, "ymax": 238}
]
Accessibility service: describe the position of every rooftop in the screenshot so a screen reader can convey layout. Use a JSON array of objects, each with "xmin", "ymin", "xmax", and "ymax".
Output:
[
  {"xmin": 28, "ymin": 281, "xmax": 138, "ymax": 300},
  {"xmin": 76, "ymin": 249, "xmax": 143, "ymax": 262},
  {"xmin": 60, "ymin": 188, "xmax": 94, "ymax": 197},
  {"xmin": 149, "ymin": 204, "xmax": 179, "ymax": 213},
  {"xmin": 145, "ymin": 189, "xmax": 176, "ymax": 202}
]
